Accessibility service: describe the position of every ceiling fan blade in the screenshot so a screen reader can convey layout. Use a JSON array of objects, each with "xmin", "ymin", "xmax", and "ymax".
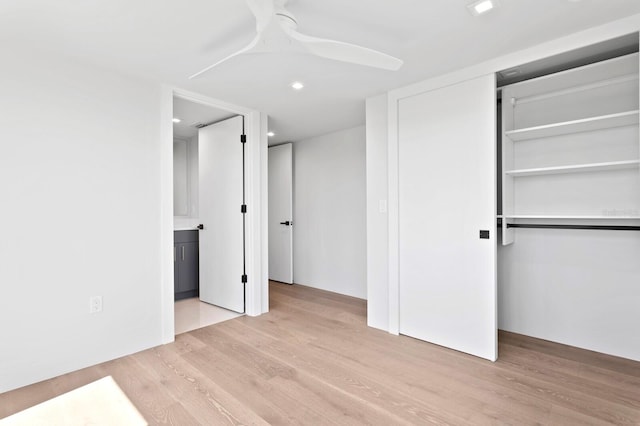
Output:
[
  {"xmin": 245, "ymin": 0, "xmax": 274, "ymax": 32},
  {"xmin": 286, "ymin": 28, "xmax": 403, "ymax": 71},
  {"xmin": 189, "ymin": 34, "xmax": 262, "ymax": 79}
]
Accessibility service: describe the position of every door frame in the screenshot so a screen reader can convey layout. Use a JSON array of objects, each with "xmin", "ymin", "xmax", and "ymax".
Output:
[{"xmin": 160, "ymin": 86, "xmax": 269, "ymax": 344}]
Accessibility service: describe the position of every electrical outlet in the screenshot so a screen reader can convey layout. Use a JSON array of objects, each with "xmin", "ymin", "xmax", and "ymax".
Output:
[{"xmin": 89, "ymin": 296, "xmax": 103, "ymax": 314}]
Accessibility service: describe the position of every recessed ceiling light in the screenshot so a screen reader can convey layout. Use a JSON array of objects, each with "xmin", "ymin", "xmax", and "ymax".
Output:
[
  {"xmin": 172, "ymin": 118, "xmax": 181, "ymax": 123},
  {"xmin": 290, "ymin": 81, "xmax": 304, "ymax": 90},
  {"xmin": 267, "ymin": 131, "xmax": 275, "ymax": 137},
  {"xmin": 467, "ymin": 0, "xmax": 497, "ymax": 16}
]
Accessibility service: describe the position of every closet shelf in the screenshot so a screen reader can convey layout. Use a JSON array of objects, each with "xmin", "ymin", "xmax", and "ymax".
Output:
[
  {"xmin": 501, "ymin": 215, "xmax": 640, "ymax": 220},
  {"xmin": 505, "ymin": 160, "xmax": 640, "ymax": 177},
  {"xmin": 513, "ymin": 73, "xmax": 639, "ymax": 106},
  {"xmin": 505, "ymin": 110, "xmax": 639, "ymax": 141}
]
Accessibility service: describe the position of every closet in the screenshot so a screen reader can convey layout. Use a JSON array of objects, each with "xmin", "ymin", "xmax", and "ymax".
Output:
[
  {"xmin": 389, "ymin": 34, "xmax": 640, "ymax": 364},
  {"xmin": 500, "ymin": 52, "xmax": 640, "ymax": 241},
  {"xmin": 497, "ymin": 44, "xmax": 640, "ymax": 361}
]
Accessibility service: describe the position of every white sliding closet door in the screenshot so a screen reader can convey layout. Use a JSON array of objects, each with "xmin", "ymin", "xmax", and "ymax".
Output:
[{"xmin": 398, "ymin": 74, "xmax": 497, "ymax": 361}]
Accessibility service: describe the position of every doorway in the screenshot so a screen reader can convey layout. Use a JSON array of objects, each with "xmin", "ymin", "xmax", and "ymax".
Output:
[
  {"xmin": 268, "ymin": 143, "xmax": 294, "ymax": 284},
  {"xmin": 172, "ymin": 97, "xmax": 244, "ymax": 333},
  {"xmin": 160, "ymin": 88, "xmax": 269, "ymax": 342}
]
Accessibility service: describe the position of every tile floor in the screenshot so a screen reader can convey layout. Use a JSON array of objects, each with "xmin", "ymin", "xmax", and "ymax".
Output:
[{"xmin": 174, "ymin": 297, "xmax": 243, "ymax": 335}]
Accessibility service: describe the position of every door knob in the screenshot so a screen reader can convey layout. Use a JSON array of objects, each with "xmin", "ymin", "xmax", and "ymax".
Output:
[{"xmin": 279, "ymin": 221, "xmax": 292, "ymax": 226}]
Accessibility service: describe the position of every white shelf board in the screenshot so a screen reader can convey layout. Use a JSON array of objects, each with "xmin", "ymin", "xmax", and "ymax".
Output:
[
  {"xmin": 501, "ymin": 53, "xmax": 639, "ymax": 99},
  {"xmin": 514, "ymin": 74, "xmax": 638, "ymax": 106},
  {"xmin": 505, "ymin": 110, "xmax": 639, "ymax": 141},
  {"xmin": 505, "ymin": 159, "xmax": 640, "ymax": 177},
  {"xmin": 502, "ymin": 215, "xmax": 640, "ymax": 220}
]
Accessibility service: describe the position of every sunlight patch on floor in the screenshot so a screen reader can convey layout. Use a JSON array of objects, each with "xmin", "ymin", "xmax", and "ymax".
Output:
[{"xmin": 0, "ymin": 376, "xmax": 146, "ymax": 426}]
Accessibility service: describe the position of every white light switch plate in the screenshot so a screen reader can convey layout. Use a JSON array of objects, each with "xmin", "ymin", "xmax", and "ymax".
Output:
[{"xmin": 89, "ymin": 296, "xmax": 103, "ymax": 314}]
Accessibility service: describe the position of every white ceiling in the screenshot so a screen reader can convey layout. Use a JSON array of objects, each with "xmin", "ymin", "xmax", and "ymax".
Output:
[
  {"xmin": 173, "ymin": 97, "xmax": 236, "ymax": 139},
  {"xmin": 2, "ymin": 0, "xmax": 640, "ymax": 144}
]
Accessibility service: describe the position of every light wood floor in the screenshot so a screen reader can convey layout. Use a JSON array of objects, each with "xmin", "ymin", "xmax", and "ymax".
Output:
[{"xmin": 2, "ymin": 281, "xmax": 639, "ymax": 425}]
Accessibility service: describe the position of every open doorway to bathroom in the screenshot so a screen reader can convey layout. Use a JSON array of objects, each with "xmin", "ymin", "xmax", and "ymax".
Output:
[{"xmin": 172, "ymin": 95, "xmax": 244, "ymax": 334}]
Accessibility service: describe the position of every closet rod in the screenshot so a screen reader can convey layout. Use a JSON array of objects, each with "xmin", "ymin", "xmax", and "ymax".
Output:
[{"xmin": 506, "ymin": 223, "xmax": 640, "ymax": 231}]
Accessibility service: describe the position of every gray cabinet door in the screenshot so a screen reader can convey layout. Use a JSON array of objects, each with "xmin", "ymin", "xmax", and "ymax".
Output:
[
  {"xmin": 174, "ymin": 243, "xmax": 180, "ymax": 294},
  {"xmin": 174, "ymin": 230, "xmax": 200, "ymax": 300},
  {"xmin": 178, "ymin": 242, "xmax": 199, "ymax": 293}
]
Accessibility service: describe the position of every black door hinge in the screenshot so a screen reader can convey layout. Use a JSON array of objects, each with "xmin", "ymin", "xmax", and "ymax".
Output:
[
  {"xmin": 241, "ymin": 204, "xmax": 247, "ymax": 213},
  {"xmin": 241, "ymin": 274, "xmax": 248, "ymax": 283},
  {"xmin": 240, "ymin": 134, "xmax": 247, "ymax": 143}
]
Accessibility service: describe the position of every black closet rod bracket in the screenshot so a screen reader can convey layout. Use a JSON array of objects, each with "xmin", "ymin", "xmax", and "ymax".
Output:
[{"xmin": 506, "ymin": 223, "xmax": 640, "ymax": 231}]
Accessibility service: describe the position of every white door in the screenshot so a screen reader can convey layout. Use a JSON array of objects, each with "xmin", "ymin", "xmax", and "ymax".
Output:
[
  {"xmin": 198, "ymin": 115, "xmax": 245, "ymax": 313},
  {"xmin": 398, "ymin": 74, "xmax": 497, "ymax": 361},
  {"xmin": 268, "ymin": 143, "xmax": 293, "ymax": 283}
]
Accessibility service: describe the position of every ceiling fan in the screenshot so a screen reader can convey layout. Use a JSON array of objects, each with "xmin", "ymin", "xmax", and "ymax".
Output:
[{"xmin": 189, "ymin": 0, "xmax": 403, "ymax": 79}]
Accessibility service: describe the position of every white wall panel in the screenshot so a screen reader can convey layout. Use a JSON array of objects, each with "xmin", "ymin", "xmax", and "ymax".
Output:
[
  {"xmin": 0, "ymin": 47, "xmax": 163, "ymax": 392},
  {"xmin": 365, "ymin": 95, "xmax": 390, "ymax": 330},
  {"xmin": 293, "ymin": 127, "xmax": 367, "ymax": 299},
  {"xmin": 498, "ymin": 230, "xmax": 640, "ymax": 361}
]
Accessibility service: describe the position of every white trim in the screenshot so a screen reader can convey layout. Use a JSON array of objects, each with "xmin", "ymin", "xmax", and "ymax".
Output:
[
  {"xmin": 171, "ymin": 87, "xmax": 255, "ymax": 115},
  {"xmin": 160, "ymin": 87, "xmax": 268, "ymax": 344},
  {"xmin": 386, "ymin": 94, "xmax": 399, "ymax": 335},
  {"xmin": 385, "ymin": 14, "xmax": 640, "ymax": 335},
  {"xmin": 259, "ymin": 113, "xmax": 270, "ymax": 314},
  {"xmin": 160, "ymin": 87, "xmax": 175, "ymax": 344},
  {"xmin": 243, "ymin": 110, "xmax": 270, "ymax": 317}
]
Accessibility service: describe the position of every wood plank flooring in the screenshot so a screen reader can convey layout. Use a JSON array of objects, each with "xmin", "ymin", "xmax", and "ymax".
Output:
[{"xmin": 1, "ymin": 281, "xmax": 639, "ymax": 425}]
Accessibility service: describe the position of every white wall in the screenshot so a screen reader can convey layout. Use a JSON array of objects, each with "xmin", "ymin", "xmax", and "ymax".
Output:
[
  {"xmin": 0, "ymin": 47, "xmax": 163, "ymax": 392},
  {"xmin": 293, "ymin": 126, "xmax": 367, "ymax": 299},
  {"xmin": 498, "ymin": 231, "xmax": 640, "ymax": 361},
  {"xmin": 365, "ymin": 95, "xmax": 389, "ymax": 329}
]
